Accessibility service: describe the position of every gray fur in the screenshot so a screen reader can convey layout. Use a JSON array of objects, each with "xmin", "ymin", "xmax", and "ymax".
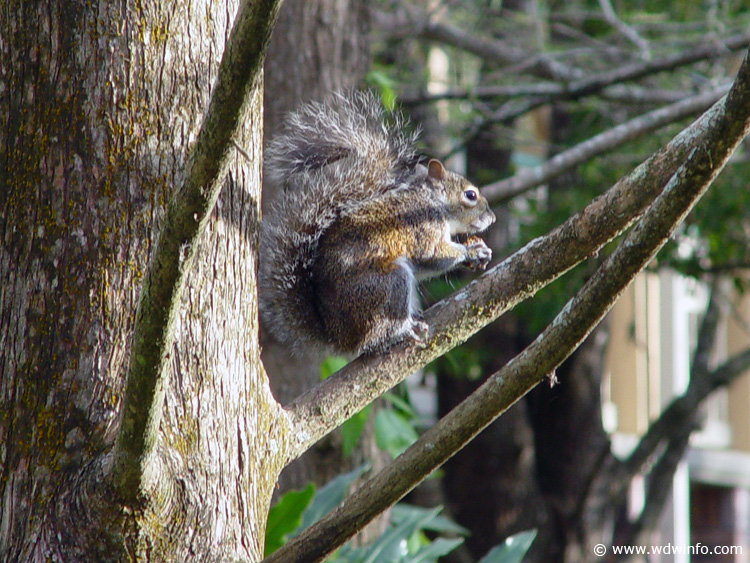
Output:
[{"xmin": 259, "ymin": 91, "xmax": 422, "ymax": 355}]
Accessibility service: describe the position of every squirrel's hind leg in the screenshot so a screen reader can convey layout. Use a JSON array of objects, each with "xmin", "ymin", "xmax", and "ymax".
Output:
[{"xmin": 355, "ymin": 259, "xmax": 427, "ymax": 355}]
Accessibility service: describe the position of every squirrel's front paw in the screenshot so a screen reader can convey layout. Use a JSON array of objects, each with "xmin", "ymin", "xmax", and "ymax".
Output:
[{"xmin": 464, "ymin": 236, "xmax": 492, "ymax": 271}]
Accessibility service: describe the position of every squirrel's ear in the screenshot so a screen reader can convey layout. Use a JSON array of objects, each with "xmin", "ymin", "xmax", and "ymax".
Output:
[{"xmin": 427, "ymin": 159, "xmax": 446, "ymax": 181}]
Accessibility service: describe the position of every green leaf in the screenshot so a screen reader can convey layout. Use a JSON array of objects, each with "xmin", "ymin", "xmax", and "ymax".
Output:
[
  {"xmin": 341, "ymin": 404, "xmax": 372, "ymax": 458},
  {"xmin": 365, "ymin": 70, "xmax": 397, "ymax": 111},
  {"xmin": 331, "ymin": 505, "xmax": 466, "ymax": 563},
  {"xmin": 383, "ymin": 392, "xmax": 417, "ymax": 418},
  {"xmin": 409, "ymin": 537, "xmax": 465, "ymax": 563},
  {"xmin": 298, "ymin": 464, "xmax": 369, "ymax": 532},
  {"xmin": 375, "ymin": 409, "xmax": 419, "ymax": 458},
  {"xmin": 391, "ymin": 504, "xmax": 469, "ymax": 536},
  {"xmin": 347, "ymin": 506, "xmax": 444, "ymax": 563},
  {"xmin": 264, "ymin": 483, "xmax": 315, "ymax": 556},
  {"xmin": 478, "ymin": 529, "xmax": 537, "ymax": 563},
  {"xmin": 319, "ymin": 355, "xmax": 348, "ymax": 380},
  {"xmin": 406, "ymin": 529, "xmax": 427, "ymax": 554}
]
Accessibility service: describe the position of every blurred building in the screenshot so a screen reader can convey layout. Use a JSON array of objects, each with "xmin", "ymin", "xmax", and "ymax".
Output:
[{"xmin": 604, "ymin": 271, "xmax": 750, "ymax": 562}]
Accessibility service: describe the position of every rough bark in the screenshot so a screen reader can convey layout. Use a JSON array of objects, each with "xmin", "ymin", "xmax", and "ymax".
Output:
[{"xmin": 0, "ymin": 0, "xmax": 283, "ymax": 560}]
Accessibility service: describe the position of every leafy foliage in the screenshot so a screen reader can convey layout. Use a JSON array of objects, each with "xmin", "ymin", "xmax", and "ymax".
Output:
[
  {"xmin": 299, "ymin": 465, "xmax": 369, "ymax": 531},
  {"xmin": 374, "ymin": 408, "xmax": 419, "ymax": 459},
  {"xmin": 264, "ymin": 484, "xmax": 315, "ymax": 556},
  {"xmin": 477, "ymin": 530, "xmax": 538, "ymax": 563},
  {"xmin": 341, "ymin": 404, "xmax": 373, "ymax": 458},
  {"xmin": 265, "ymin": 471, "xmax": 535, "ymax": 563}
]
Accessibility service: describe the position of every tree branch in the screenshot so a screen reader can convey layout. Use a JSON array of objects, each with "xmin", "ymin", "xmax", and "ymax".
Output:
[
  {"xmin": 622, "ymin": 348, "xmax": 750, "ymax": 481},
  {"xmin": 375, "ymin": 7, "xmax": 577, "ymax": 81},
  {"xmin": 559, "ymin": 33, "xmax": 750, "ymax": 98},
  {"xmin": 442, "ymin": 33, "xmax": 750, "ymax": 159},
  {"xmin": 613, "ymin": 284, "xmax": 750, "ymax": 550},
  {"xmin": 111, "ymin": 0, "xmax": 283, "ymax": 502},
  {"xmin": 597, "ymin": 0, "xmax": 650, "ymax": 57},
  {"xmin": 284, "ymin": 67, "xmax": 744, "ymax": 462},
  {"xmin": 482, "ymin": 36, "xmax": 746, "ymax": 155},
  {"xmin": 267, "ymin": 51, "xmax": 750, "ymax": 563},
  {"xmin": 620, "ymin": 424, "xmax": 695, "ymax": 556},
  {"xmin": 400, "ymin": 32, "xmax": 750, "ymax": 110},
  {"xmin": 482, "ymin": 86, "xmax": 727, "ymax": 203},
  {"xmin": 622, "ymin": 281, "xmax": 721, "ymax": 479},
  {"xmin": 401, "ymin": 83, "xmax": 686, "ymax": 106},
  {"xmin": 612, "ymin": 281, "xmax": 721, "ymax": 550},
  {"xmin": 419, "ymin": 17, "xmax": 527, "ymax": 68}
]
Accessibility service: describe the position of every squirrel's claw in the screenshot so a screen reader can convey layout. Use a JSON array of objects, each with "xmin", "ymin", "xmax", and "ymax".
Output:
[
  {"xmin": 463, "ymin": 237, "xmax": 492, "ymax": 271},
  {"xmin": 407, "ymin": 318, "xmax": 429, "ymax": 343}
]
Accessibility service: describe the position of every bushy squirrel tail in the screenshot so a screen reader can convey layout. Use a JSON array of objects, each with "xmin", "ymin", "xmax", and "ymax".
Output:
[
  {"xmin": 259, "ymin": 91, "xmax": 421, "ymax": 353},
  {"xmin": 264, "ymin": 90, "xmax": 420, "ymax": 200}
]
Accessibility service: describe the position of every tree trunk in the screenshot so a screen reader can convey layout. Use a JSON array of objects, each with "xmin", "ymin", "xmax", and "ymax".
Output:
[{"xmin": 0, "ymin": 1, "xmax": 283, "ymax": 560}]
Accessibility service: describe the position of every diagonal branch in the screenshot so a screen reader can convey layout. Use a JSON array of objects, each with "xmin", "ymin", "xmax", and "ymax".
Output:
[
  {"xmin": 402, "ymin": 83, "xmax": 686, "ymax": 106},
  {"xmin": 284, "ymin": 58, "xmax": 747, "ymax": 463},
  {"xmin": 419, "ymin": 17, "xmax": 527, "ymax": 69},
  {"xmin": 622, "ymin": 348, "xmax": 750, "ymax": 482},
  {"xmin": 612, "ymin": 281, "xmax": 720, "ymax": 548},
  {"xmin": 598, "ymin": 0, "xmax": 649, "ymax": 57},
  {"xmin": 622, "ymin": 280, "xmax": 723, "ymax": 479},
  {"xmin": 615, "ymin": 338, "xmax": 750, "ymax": 553},
  {"xmin": 111, "ymin": 0, "xmax": 283, "ymax": 502},
  {"xmin": 377, "ymin": 8, "xmax": 573, "ymax": 82},
  {"xmin": 621, "ymin": 423, "xmax": 695, "ymax": 555},
  {"xmin": 445, "ymin": 33, "xmax": 750, "ymax": 153},
  {"xmin": 560, "ymin": 33, "xmax": 750, "ymax": 99},
  {"xmin": 482, "ymin": 86, "xmax": 728, "ymax": 203},
  {"xmin": 268, "ymin": 51, "xmax": 750, "ymax": 563}
]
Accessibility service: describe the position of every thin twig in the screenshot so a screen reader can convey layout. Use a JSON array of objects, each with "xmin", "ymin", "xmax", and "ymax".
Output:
[
  {"xmin": 400, "ymin": 32, "xmax": 750, "ymax": 108},
  {"xmin": 598, "ymin": 0, "xmax": 650, "ymax": 58},
  {"xmin": 444, "ymin": 32, "xmax": 750, "ymax": 156},
  {"xmin": 621, "ymin": 424, "xmax": 695, "ymax": 554}
]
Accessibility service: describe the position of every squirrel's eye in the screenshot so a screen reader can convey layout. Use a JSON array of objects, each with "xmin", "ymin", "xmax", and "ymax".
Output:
[{"xmin": 464, "ymin": 189, "xmax": 478, "ymax": 202}]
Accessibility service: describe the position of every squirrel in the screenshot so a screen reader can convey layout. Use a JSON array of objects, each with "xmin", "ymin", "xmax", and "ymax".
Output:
[{"xmin": 259, "ymin": 91, "xmax": 496, "ymax": 356}]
